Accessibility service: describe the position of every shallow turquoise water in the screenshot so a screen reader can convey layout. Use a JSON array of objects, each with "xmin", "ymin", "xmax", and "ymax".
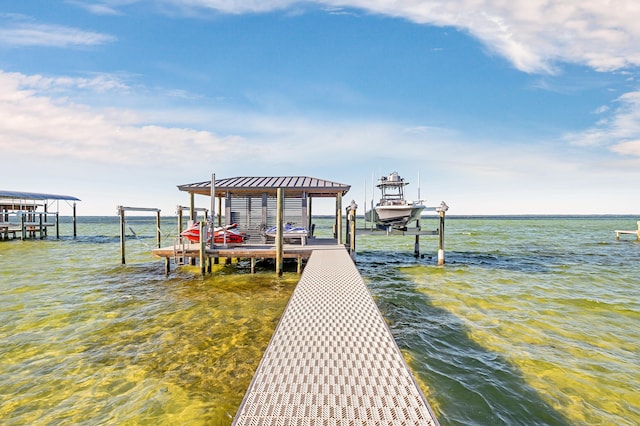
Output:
[{"xmin": 1, "ymin": 216, "xmax": 638, "ymax": 425}]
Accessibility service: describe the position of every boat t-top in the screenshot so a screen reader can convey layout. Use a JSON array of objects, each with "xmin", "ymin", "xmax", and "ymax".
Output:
[{"xmin": 366, "ymin": 172, "xmax": 425, "ymax": 230}]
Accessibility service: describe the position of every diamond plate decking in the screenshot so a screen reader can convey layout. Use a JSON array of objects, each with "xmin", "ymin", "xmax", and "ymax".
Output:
[{"xmin": 233, "ymin": 246, "xmax": 439, "ymax": 425}]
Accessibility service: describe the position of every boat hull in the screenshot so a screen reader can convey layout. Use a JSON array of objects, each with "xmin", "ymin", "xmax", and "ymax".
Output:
[{"xmin": 370, "ymin": 204, "xmax": 425, "ymax": 229}]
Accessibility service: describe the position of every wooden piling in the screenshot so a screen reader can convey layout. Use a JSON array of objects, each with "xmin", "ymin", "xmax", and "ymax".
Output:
[
  {"xmin": 20, "ymin": 212, "xmax": 26, "ymax": 240},
  {"xmin": 72, "ymin": 202, "xmax": 77, "ymax": 238},
  {"xmin": 276, "ymin": 188, "xmax": 284, "ymax": 276},
  {"xmin": 347, "ymin": 200, "xmax": 357, "ymax": 258},
  {"xmin": 437, "ymin": 206, "xmax": 446, "ymax": 265},
  {"xmin": 118, "ymin": 206, "xmax": 126, "ymax": 264},
  {"xmin": 199, "ymin": 221, "xmax": 206, "ymax": 276},
  {"xmin": 55, "ymin": 212, "xmax": 60, "ymax": 239},
  {"xmin": 414, "ymin": 218, "xmax": 420, "ymax": 258},
  {"xmin": 156, "ymin": 210, "xmax": 161, "ymax": 249},
  {"xmin": 38, "ymin": 213, "xmax": 44, "ymax": 239}
]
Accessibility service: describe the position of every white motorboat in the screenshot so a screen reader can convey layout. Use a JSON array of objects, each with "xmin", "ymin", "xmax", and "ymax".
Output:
[{"xmin": 365, "ymin": 172, "xmax": 425, "ymax": 230}]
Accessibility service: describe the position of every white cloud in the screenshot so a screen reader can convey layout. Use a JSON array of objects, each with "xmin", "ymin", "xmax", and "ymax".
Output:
[
  {"xmin": 0, "ymin": 71, "xmax": 236, "ymax": 166},
  {"xmin": 66, "ymin": 1, "xmax": 124, "ymax": 15},
  {"xmin": 164, "ymin": 0, "xmax": 640, "ymax": 74},
  {"xmin": 565, "ymin": 90, "xmax": 640, "ymax": 160},
  {"xmin": 0, "ymin": 19, "xmax": 115, "ymax": 47},
  {"xmin": 611, "ymin": 139, "xmax": 640, "ymax": 157},
  {"xmin": 1, "ymin": 68, "xmax": 638, "ymax": 215}
]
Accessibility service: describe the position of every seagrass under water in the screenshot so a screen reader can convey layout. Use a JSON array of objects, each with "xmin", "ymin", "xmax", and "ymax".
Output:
[
  {"xmin": 1, "ymin": 216, "xmax": 638, "ymax": 425},
  {"xmin": 233, "ymin": 247, "xmax": 437, "ymax": 425}
]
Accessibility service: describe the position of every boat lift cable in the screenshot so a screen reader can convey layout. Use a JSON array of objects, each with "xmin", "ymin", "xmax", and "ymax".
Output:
[
  {"xmin": 123, "ymin": 218, "xmax": 177, "ymax": 242},
  {"xmin": 125, "ymin": 220, "xmax": 151, "ymax": 249}
]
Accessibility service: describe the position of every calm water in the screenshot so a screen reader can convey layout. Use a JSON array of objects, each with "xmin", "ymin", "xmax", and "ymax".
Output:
[{"xmin": 1, "ymin": 216, "xmax": 638, "ymax": 425}]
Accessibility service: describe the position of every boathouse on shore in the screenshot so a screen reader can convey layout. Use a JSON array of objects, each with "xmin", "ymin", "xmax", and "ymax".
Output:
[{"xmin": 0, "ymin": 190, "xmax": 80, "ymax": 240}]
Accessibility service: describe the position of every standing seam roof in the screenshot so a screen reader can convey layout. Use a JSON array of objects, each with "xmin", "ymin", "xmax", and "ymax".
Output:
[{"xmin": 178, "ymin": 176, "xmax": 350, "ymax": 197}]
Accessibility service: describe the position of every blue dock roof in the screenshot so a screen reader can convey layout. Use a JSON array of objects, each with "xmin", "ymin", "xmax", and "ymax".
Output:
[{"xmin": 0, "ymin": 190, "xmax": 80, "ymax": 202}]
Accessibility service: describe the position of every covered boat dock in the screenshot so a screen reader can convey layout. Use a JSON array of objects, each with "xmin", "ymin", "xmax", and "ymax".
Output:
[
  {"xmin": 0, "ymin": 190, "xmax": 80, "ymax": 240},
  {"xmin": 153, "ymin": 175, "xmax": 352, "ymax": 274}
]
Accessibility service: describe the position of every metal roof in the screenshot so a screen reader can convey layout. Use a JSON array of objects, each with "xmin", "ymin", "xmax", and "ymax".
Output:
[
  {"xmin": 178, "ymin": 176, "xmax": 350, "ymax": 198},
  {"xmin": 0, "ymin": 190, "xmax": 80, "ymax": 201}
]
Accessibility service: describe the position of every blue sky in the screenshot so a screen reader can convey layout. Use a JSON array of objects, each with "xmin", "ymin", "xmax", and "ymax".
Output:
[{"xmin": 1, "ymin": 1, "xmax": 639, "ymax": 215}]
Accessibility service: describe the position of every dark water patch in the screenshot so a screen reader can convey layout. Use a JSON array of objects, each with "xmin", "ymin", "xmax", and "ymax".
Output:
[{"xmin": 362, "ymin": 266, "xmax": 571, "ymax": 426}]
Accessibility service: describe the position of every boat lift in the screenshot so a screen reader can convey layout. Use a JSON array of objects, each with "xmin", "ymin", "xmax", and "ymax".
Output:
[
  {"xmin": 355, "ymin": 200, "xmax": 448, "ymax": 264},
  {"xmin": 354, "ymin": 172, "xmax": 449, "ymax": 264}
]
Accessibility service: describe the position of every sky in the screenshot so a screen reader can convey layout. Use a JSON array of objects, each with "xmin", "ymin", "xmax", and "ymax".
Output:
[{"xmin": 1, "ymin": 0, "xmax": 639, "ymax": 216}]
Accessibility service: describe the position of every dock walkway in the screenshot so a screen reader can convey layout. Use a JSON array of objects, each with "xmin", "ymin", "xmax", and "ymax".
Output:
[{"xmin": 233, "ymin": 246, "xmax": 438, "ymax": 425}]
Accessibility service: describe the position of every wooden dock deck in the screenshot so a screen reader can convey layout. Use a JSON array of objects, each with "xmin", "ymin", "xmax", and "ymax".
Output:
[
  {"xmin": 152, "ymin": 238, "xmax": 339, "ymax": 273},
  {"xmin": 232, "ymin": 246, "xmax": 438, "ymax": 425}
]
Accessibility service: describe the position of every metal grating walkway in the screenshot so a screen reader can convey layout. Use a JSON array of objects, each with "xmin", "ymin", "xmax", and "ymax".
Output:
[{"xmin": 233, "ymin": 247, "xmax": 438, "ymax": 425}]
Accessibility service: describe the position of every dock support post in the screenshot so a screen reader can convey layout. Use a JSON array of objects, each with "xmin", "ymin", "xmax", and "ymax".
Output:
[
  {"xmin": 55, "ymin": 212, "xmax": 60, "ymax": 239},
  {"xmin": 276, "ymin": 188, "xmax": 284, "ymax": 276},
  {"xmin": 301, "ymin": 192, "xmax": 308, "ymax": 235},
  {"xmin": 307, "ymin": 196, "xmax": 313, "ymax": 232},
  {"xmin": 43, "ymin": 205, "xmax": 48, "ymax": 237},
  {"xmin": 437, "ymin": 202, "xmax": 448, "ymax": 266},
  {"xmin": 156, "ymin": 210, "xmax": 161, "ymax": 249},
  {"xmin": 199, "ymin": 221, "xmax": 206, "ymax": 276},
  {"xmin": 213, "ymin": 192, "xmax": 220, "ymax": 265},
  {"xmin": 73, "ymin": 203, "xmax": 78, "ymax": 239},
  {"xmin": 336, "ymin": 193, "xmax": 343, "ymax": 245},
  {"xmin": 20, "ymin": 212, "xmax": 26, "ymax": 240},
  {"xmin": 118, "ymin": 206, "xmax": 126, "ymax": 264},
  {"xmin": 38, "ymin": 213, "xmax": 44, "ymax": 239},
  {"xmin": 414, "ymin": 219, "xmax": 420, "ymax": 258},
  {"xmin": 251, "ymin": 257, "xmax": 255, "ymax": 274},
  {"xmin": 189, "ymin": 193, "xmax": 196, "ymax": 266},
  {"xmin": 72, "ymin": 202, "xmax": 77, "ymax": 238},
  {"xmin": 347, "ymin": 200, "xmax": 357, "ymax": 259}
]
